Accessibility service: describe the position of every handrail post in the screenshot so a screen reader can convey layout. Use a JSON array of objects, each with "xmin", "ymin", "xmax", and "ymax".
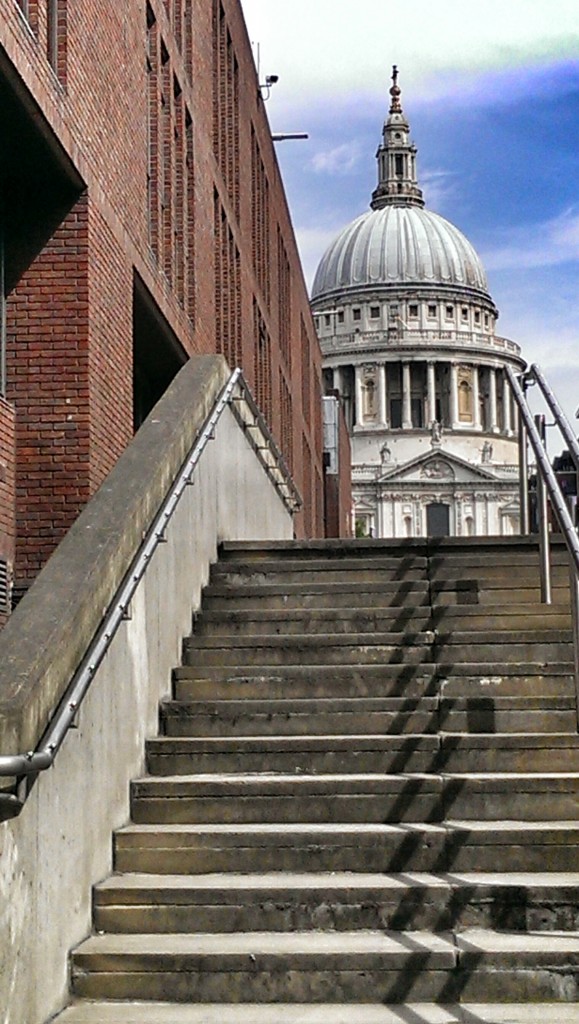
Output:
[
  {"xmin": 518, "ymin": 407, "xmax": 529, "ymax": 536},
  {"xmin": 569, "ymin": 564, "xmax": 579, "ymax": 731},
  {"xmin": 535, "ymin": 413, "xmax": 552, "ymax": 605}
]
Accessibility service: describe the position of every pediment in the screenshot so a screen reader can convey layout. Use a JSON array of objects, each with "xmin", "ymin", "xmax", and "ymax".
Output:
[{"xmin": 376, "ymin": 450, "xmax": 500, "ymax": 485}]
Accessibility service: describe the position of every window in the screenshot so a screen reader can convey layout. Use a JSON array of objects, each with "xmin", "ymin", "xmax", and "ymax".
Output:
[
  {"xmin": 324, "ymin": 315, "xmax": 331, "ymax": 327},
  {"xmin": 370, "ymin": 305, "xmax": 380, "ymax": 319},
  {"xmin": 474, "ymin": 310, "xmax": 481, "ymax": 325},
  {"xmin": 411, "ymin": 397, "xmax": 423, "ymax": 428},
  {"xmin": 390, "ymin": 398, "xmax": 402, "ymax": 429},
  {"xmin": 461, "ymin": 307, "xmax": 469, "ymax": 322},
  {"xmin": 337, "ymin": 311, "xmax": 344, "ymax": 324},
  {"xmin": 445, "ymin": 305, "xmax": 454, "ymax": 319},
  {"xmin": 408, "ymin": 304, "xmax": 418, "ymax": 318},
  {"xmin": 484, "ymin": 313, "xmax": 489, "ymax": 328},
  {"xmin": 352, "ymin": 308, "xmax": 361, "ymax": 322},
  {"xmin": 428, "ymin": 305, "xmax": 436, "ymax": 318}
]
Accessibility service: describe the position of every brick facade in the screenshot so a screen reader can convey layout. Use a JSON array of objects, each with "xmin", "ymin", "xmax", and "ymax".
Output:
[
  {"xmin": 0, "ymin": 396, "xmax": 15, "ymax": 623},
  {"xmin": 0, "ymin": 0, "xmax": 328, "ymax": 604}
]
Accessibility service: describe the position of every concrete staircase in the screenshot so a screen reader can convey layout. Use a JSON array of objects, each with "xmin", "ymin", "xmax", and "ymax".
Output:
[{"xmin": 55, "ymin": 538, "xmax": 579, "ymax": 1022}]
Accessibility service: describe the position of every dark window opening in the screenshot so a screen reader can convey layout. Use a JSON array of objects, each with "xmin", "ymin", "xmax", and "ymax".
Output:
[
  {"xmin": 445, "ymin": 305, "xmax": 454, "ymax": 319},
  {"xmin": 411, "ymin": 397, "xmax": 423, "ymax": 428},
  {"xmin": 409, "ymin": 304, "xmax": 418, "ymax": 318},
  {"xmin": 390, "ymin": 398, "xmax": 402, "ymax": 429},
  {"xmin": 133, "ymin": 275, "xmax": 187, "ymax": 430},
  {"xmin": 395, "ymin": 154, "xmax": 404, "ymax": 177},
  {"xmin": 337, "ymin": 310, "xmax": 344, "ymax": 323},
  {"xmin": 428, "ymin": 304, "xmax": 436, "ymax": 318},
  {"xmin": 352, "ymin": 308, "xmax": 361, "ymax": 321},
  {"xmin": 370, "ymin": 305, "xmax": 380, "ymax": 319}
]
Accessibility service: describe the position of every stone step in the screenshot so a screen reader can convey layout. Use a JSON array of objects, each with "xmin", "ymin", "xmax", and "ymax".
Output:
[
  {"xmin": 183, "ymin": 634, "xmax": 572, "ymax": 668},
  {"xmin": 93, "ymin": 871, "xmax": 579, "ymax": 934},
  {"xmin": 172, "ymin": 665, "xmax": 573, "ymax": 701},
  {"xmin": 160, "ymin": 695, "xmax": 576, "ymax": 737},
  {"xmin": 201, "ymin": 583, "xmax": 570, "ymax": 611},
  {"xmin": 48, "ymin": 999, "xmax": 579, "ymax": 1023},
  {"xmin": 210, "ymin": 556, "xmax": 428, "ymax": 578},
  {"xmin": 202, "ymin": 579, "xmax": 431, "ymax": 607},
  {"xmin": 114, "ymin": 820, "xmax": 579, "ymax": 875},
  {"xmin": 161, "ymin": 697, "xmax": 440, "ymax": 737},
  {"xmin": 129, "ymin": 773, "xmax": 579, "ymax": 825},
  {"xmin": 194, "ymin": 605, "xmax": 571, "ymax": 637},
  {"xmin": 146, "ymin": 733, "xmax": 579, "ymax": 777},
  {"xmin": 219, "ymin": 537, "xmax": 570, "ymax": 562},
  {"xmin": 70, "ymin": 929, "xmax": 579, "ymax": 1002},
  {"xmin": 183, "ymin": 636, "xmax": 434, "ymax": 668}
]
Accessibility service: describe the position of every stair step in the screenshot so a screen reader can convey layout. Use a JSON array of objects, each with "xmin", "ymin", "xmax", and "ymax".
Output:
[
  {"xmin": 130, "ymin": 773, "xmax": 579, "ymax": 825},
  {"xmin": 195, "ymin": 606, "xmax": 572, "ymax": 636},
  {"xmin": 70, "ymin": 929, "xmax": 579, "ymax": 1002},
  {"xmin": 183, "ymin": 637, "xmax": 433, "ymax": 668},
  {"xmin": 146, "ymin": 733, "xmax": 579, "ymax": 776},
  {"xmin": 172, "ymin": 666, "xmax": 572, "ymax": 701},
  {"xmin": 49, "ymin": 1000, "xmax": 579, "ymax": 1023},
  {"xmin": 161, "ymin": 697, "xmax": 440, "ymax": 736},
  {"xmin": 93, "ymin": 871, "xmax": 579, "ymax": 934},
  {"xmin": 114, "ymin": 820, "xmax": 579, "ymax": 874},
  {"xmin": 160, "ymin": 695, "xmax": 576, "ymax": 737}
]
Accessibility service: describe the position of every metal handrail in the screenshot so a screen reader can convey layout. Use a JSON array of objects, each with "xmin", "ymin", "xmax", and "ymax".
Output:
[
  {"xmin": 506, "ymin": 364, "xmax": 579, "ymax": 727},
  {"xmin": 0, "ymin": 369, "xmax": 301, "ymax": 809}
]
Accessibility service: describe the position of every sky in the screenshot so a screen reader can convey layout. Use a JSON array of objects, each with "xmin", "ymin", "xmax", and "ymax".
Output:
[{"xmin": 240, "ymin": 0, "xmax": 579, "ymax": 434}]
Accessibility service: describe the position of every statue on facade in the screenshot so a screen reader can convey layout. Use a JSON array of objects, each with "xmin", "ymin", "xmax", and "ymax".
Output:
[
  {"xmin": 380, "ymin": 441, "xmax": 392, "ymax": 467},
  {"xmin": 430, "ymin": 420, "xmax": 442, "ymax": 445},
  {"xmin": 481, "ymin": 440, "xmax": 493, "ymax": 463}
]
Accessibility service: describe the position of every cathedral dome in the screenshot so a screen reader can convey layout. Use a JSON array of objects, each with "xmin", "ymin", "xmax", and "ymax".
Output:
[
  {"xmin": 311, "ymin": 66, "xmax": 491, "ymax": 306},
  {"xmin": 311, "ymin": 204, "xmax": 489, "ymax": 300}
]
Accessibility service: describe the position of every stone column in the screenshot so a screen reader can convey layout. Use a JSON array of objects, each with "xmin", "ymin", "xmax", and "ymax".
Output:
[
  {"xmin": 427, "ymin": 361, "xmax": 436, "ymax": 425},
  {"xmin": 450, "ymin": 362, "xmax": 459, "ymax": 428},
  {"xmin": 503, "ymin": 372, "xmax": 512, "ymax": 434},
  {"xmin": 402, "ymin": 361, "xmax": 412, "ymax": 429},
  {"xmin": 354, "ymin": 365, "xmax": 364, "ymax": 426},
  {"xmin": 377, "ymin": 363, "xmax": 387, "ymax": 425},
  {"xmin": 489, "ymin": 368, "xmax": 498, "ymax": 432},
  {"xmin": 333, "ymin": 367, "xmax": 342, "ymax": 394},
  {"xmin": 472, "ymin": 366, "xmax": 481, "ymax": 429}
]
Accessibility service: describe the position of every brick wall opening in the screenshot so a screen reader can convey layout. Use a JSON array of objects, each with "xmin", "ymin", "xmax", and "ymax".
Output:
[
  {"xmin": 133, "ymin": 274, "xmax": 188, "ymax": 430},
  {"xmin": 0, "ymin": 51, "xmax": 83, "ymax": 293}
]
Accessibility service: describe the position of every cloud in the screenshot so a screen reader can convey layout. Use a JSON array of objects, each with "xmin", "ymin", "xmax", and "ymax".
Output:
[
  {"xmin": 483, "ymin": 207, "xmax": 579, "ymax": 271},
  {"xmin": 241, "ymin": 0, "xmax": 579, "ymax": 121},
  {"xmin": 419, "ymin": 169, "xmax": 457, "ymax": 214},
  {"xmin": 311, "ymin": 142, "xmax": 362, "ymax": 176},
  {"xmin": 292, "ymin": 225, "xmax": 344, "ymax": 292}
]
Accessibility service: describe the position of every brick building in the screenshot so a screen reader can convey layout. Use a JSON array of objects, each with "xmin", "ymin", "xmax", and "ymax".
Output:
[{"xmin": 0, "ymin": 0, "xmax": 326, "ymax": 619}]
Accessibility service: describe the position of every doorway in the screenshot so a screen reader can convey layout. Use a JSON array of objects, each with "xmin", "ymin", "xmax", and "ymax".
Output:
[{"xmin": 426, "ymin": 502, "xmax": 450, "ymax": 537}]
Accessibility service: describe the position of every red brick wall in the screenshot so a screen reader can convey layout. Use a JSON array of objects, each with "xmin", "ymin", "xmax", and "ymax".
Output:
[
  {"xmin": 0, "ymin": 396, "xmax": 16, "ymax": 623},
  {"xmin": 6, "ymin": 196, "xmax": 91, "ymax": 594},
  {"xmin": 1, "ymin": 0, "xmax": 326, "ymax": 596}
]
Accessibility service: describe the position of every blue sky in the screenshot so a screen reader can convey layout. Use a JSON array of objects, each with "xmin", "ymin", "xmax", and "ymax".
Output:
[{"xmin": 241, "ymin": 0, "xmax": 579, "ymax": 429}]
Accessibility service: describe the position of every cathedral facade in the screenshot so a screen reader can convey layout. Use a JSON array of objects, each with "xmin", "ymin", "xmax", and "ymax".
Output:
[{"xmin": 312, "ymin": 69, "xmax": 525, "ymax": 539}]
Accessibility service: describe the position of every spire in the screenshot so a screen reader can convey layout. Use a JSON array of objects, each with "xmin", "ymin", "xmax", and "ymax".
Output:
[{"xmin": 371, "ymin": 66, "xmax": 424, "ymax": 210}]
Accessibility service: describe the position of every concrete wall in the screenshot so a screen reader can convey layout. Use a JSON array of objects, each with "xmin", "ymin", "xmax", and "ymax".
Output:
[{"xmin": 0, "ymin": 356, "xmax": 293, "ymax": 1024}]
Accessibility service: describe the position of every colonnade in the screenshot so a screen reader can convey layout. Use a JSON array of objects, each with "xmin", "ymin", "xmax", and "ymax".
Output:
[{"xmin": 332, "ymin": 359, "xmax": 515, "ymax": 434}]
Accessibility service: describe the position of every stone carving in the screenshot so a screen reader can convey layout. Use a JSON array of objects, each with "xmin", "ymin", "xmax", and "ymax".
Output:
[
  {"xmin": 430, "ymin": 420, "xmax": 442, "ymax": 445},
  {"xmin": 380, "ymin": 442, "xmax": 392, "ymax": 466},
  {"xmin": 481, "ymin": 440, "xmax": 493, "ymax": 463},
  {"xmin": 421, "ymin": 459, "xmax": 454, "ymax": 480}
]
